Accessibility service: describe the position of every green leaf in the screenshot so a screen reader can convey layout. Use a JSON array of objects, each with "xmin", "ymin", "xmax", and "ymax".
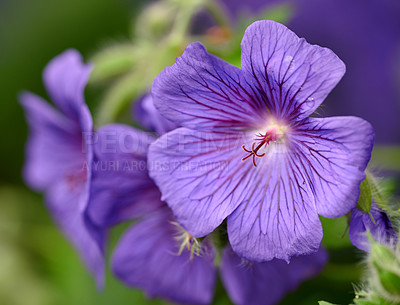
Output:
[
  {"xmin": 356, "ymin": 177, "xmax": 372, "ymax": 213},
  {"xmin": 319, "ymin": 301, "xmax": 336, "ymax": 305}
]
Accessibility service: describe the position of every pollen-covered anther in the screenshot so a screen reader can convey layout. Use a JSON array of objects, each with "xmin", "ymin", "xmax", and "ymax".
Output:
[
  {"xmin": 241, "ymin": 130, "xmax": 279, "ymax": 167},
  {"xmin": 178, "ymin": 232, "xmax": 201, "ymax": 259},
  {"xmin": 172, "ymin": 221, "xmax": 202, "ymax": 259}
]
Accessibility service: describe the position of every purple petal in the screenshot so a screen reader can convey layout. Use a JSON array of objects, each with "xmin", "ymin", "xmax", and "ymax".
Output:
[
  {"xmin": 220, "ymin": 246, "xmax": 328, "ymax": 305},
  {"xmin": 241, "ymin": 20, "xmax": 345, "ymax": 120},
  {"xmin": 227, "ymin": 141, "xmax": 323, "ymax": 262},
  {"xmin": 43, "ymin": 49, "xmax": 92, "ymax": 120},
  {"xmin": 149, "ymin": 117, "xmax": 372, "ymax": 262},
  {"xmin": 87, "ymin": 124, "xmax": 163, "ymax": 227},
  {"xmin": 148, "ymin": 127, "xmax": 256, "ymax": 237},
  {"xmin": 292, "ymin": 116, "xmax": 375, "ymax": 218},
  {"xmin": 133, "ymin": 94, "xmax": 178, "ymax": 135},
  {"xmin": 20, "ymin": 92, "xmax": 86, "ymax": 191},
  {"xmin": 21, "ymin": 50, "xmax": 101, "ymax": 286},
  {"xmin": 349, "ymin": 202, "xmax": 397, "ymax": 252},
  {"xmin": 46, "ymin": 179, "xmax": 105, "ymax": 288},
  {"xmin": 112, "ymin": 208, "xmax": 216, "ymax": 305},
  {"xmin": 152, "ymin": 42, "xmax": 264, "ymax": 131}
]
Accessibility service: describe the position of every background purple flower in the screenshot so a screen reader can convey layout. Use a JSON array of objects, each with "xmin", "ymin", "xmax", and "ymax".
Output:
[
  {"xmin": 112, "ymin": 207, "xmax": 217, "ymax": 305},
  {"xmin": 149, "ymin": 20, "xmax": 375, "ymax": 262},
  {"xmin": 20, "ymin": 50, "xmax": 105, "ymax": 287},
  {"xmin": 349, "ymin": 202, "xmax": 397, "ymax": 252}
]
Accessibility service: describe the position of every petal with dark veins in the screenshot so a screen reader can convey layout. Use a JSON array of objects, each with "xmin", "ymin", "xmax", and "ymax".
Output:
[
  {"xmin": 148, "ymin": 127, "xmax": 256, "ymax": 238},
  {"xmin": 241, "ymin": 20, "xmax": 345, "ymax": 120},
  {"xmin": 152, "ymin": 42, "xmax": 264, "ymax": 131},
  {"xmin": 292, "ymin": 116, "xmax": 374, "ymax": 218}
]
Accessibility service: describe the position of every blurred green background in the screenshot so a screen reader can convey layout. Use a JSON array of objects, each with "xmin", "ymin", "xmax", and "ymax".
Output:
[{"xmin": 0, "ymin": 0, "xmax": 397, "ymax": 304}]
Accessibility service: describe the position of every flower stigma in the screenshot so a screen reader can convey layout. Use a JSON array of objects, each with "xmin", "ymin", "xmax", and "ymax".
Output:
[{"xmin": 241, "ymin": 120, "xmax": 288, "ymax": 167}]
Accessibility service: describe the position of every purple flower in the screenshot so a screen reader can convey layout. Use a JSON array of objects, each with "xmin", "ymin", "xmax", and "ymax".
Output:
[
  {"xmin": 349, "ymin": 202, "xmax": 397, "ymax": 252},
  {"xmin": 148, "ymin": 20, "xmax": 374, "ymax": 262},
  {"xmin": 20, "ymin": 50, "xmax": 105, "ymax": 287},
  {"xmin": 93, "ymin": 106, "xmax": 327, "ymax": 305}
]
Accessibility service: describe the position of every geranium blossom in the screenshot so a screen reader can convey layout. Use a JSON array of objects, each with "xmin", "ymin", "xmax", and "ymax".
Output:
[
  {"xmin": 148, "ymin": 20, "xmax": 375, "ymax": 261},
  {"xmin": 20, "ymin": 50, "xmax": 105, "ymax": 286},
  {"xmin": 98, "ymin": 102, "xmax": 328, "ymax": 304}
]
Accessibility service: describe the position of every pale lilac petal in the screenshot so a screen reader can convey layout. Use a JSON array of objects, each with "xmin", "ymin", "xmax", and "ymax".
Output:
[
  {"xmin": 241, "ymin": 20, "xmax": 345, "ymax": 120},
  {"xmin": 133, "ymin": 94, "xmax": 178, "ymax": 135},
  {"xmin": 20, "ymin": 92, "xmax": 85, "ymax": 191},
  {"xmin": 152, "ymin": 42, "xmax": 264, "ymax": 131},
  {"xmin": 112, "ymin": 208, "xmax": 216, "ymax": 305},
  {"xmin": 148, "ymin": 127, "xmax": 255, "ymax": 237},
  {"xmin": 46, "ymin": 179, "xmax": 105, "ymax": 288},
  {"xmin": 220, "ymin": 246, "xmax": 328, "ymax": 305},
  {"xmin": 292, "ymin": 116, "xmax": 374, "ymax": 218},
  {"xmin": 87, "ymin": 124, "xmax": 162, "ymax": 227},
  {"xmin": 21, "ymin": 50, "xmax": 102, "ymax": 287},
  {"xmin": 227, "ymin": 142, "xmax": 323, "ymax": 262},
  {"xmin": 349, "ymin": 202, "xmax": 397, "ymax": 252},
  {"xmin": 43, "ymin": 49, "xmax": 92, "ymax": 120}
]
